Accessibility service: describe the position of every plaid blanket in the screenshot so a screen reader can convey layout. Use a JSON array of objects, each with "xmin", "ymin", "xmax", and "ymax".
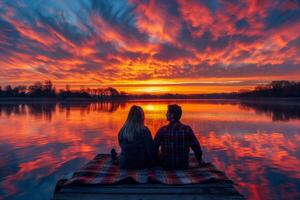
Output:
[{"xmin": 65, "ymin": 154, "xmax": 232, "ymax": 185}]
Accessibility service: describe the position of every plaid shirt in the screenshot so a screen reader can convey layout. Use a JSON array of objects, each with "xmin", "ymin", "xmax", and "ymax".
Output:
[{"xmin": 154, "ymin": 121, "xmax": 203, "ymax": 169}]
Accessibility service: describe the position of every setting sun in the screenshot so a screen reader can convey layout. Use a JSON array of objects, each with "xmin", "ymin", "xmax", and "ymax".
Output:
[{"xmin": 133, "ymin": 86, "xmax": 170, "ymax": 94}]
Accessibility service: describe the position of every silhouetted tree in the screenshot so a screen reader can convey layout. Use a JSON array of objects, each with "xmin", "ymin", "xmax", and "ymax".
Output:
[
  {"xmin": 16, "ymin": 85, "xmax": 27, "ymax": 96},
  {"xmin": 43, "ymin": 80, "xmax": 56, "ymax": 97},
  {"xmin": 4, "ymin": 85, "xmax": 13, "ymax": 97},
  {"xmin": 240, "ymin": 80, "xmax": 300, "ymax": 98},
  {"xmin": 107, "ymin": 87, "xmax": 119, "ymax": 97},
  {"xmin": 270, "ymin": 80, "xmax": 294, "ymax": 89},
  {"xmin": 0, "ymin": 81, "xmax": 126, "ymax": 100},
  {"xmin": 12, "ymin": 86, "xmax": 20, "ymax": 96},
  {"xmin": 28, "ymin": 81, "xmax": 43, "ymax": 97}
]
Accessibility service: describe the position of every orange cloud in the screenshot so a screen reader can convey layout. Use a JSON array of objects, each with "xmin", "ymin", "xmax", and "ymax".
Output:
[{"xmin": 0, "ymin": 0, "xmax": 299, "ymax": 93}]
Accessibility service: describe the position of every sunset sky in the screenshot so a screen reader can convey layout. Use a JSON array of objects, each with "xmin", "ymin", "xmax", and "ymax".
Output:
[{"xmin": 0, "ymin": 0, "xmax": 300, "ymax": 94}]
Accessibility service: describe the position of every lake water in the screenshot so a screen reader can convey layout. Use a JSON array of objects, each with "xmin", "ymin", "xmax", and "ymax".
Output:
[{"xmin": 0, "ymin": 100, "xmax": 299, "ymax": 200}]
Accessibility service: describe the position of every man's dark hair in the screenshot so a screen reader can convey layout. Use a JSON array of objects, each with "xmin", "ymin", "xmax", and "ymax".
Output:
[{"xmin": 168, "ymin": 104, "xmax": 182, "ymax": 121}]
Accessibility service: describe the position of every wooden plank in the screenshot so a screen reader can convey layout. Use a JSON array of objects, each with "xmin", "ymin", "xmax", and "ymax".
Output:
[
  {"xmin": 52, "ymin": 183, "xmax": 245, "ymax": 200},
  {"xmin": 52, "ymin": 193, "xmax": 245, "ymax": 200},
  {"xmin": 59, "ymin": 186, "xmax": 240, "ymax": 195},
  {"xmin": 60, "ymin": 183, "xmax": 236, "ymax": 188},
  {"xmin": 59, "ymin": 183, "xmax": 236, "ymax": 191}
]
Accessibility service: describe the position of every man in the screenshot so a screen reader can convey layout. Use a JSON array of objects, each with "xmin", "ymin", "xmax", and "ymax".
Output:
[{"xmin": 154, "ymin": 104, "xmax": 204, "ymax": 169}]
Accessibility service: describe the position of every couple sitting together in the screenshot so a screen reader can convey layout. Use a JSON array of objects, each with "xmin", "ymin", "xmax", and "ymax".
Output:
[{"xmin": 112, "ymin": 104, "xmax": 204, "ymax": 170}]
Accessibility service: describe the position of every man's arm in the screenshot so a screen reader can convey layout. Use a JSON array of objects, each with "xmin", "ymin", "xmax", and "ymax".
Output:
[{"xmin": 188, "ymin": 127, "xmax": 203, "ymax": 164}]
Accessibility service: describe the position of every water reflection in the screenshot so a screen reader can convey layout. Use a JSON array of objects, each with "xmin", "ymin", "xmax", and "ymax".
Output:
[
  {"xmin": 239, "ymin": 101, "xmax": 300, "ymax": 121},
  {"xmin": 1, "ymin": 100, "xmax": 300, "ymax": 122},
  {"xmin": 0, "ymin": 102, "xmax": 124, "ymax": 121},
  {"xmin": 0, "ymin": 100, "xmax": 299, "ymax": 200}
]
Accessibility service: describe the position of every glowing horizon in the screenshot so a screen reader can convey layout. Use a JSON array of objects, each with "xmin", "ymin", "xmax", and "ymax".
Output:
[{"xmin": 0, "ymin": 0, "xmax": 300, "ymax": 94}]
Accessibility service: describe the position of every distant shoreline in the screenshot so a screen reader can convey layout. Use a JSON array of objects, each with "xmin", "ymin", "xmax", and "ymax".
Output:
[
  {"xmin": 1, "ymin": 80, "xmax": 299, "ymax": 103},
  {"xmin": 0, "ymin": 97, "xmax": 126, "ymax": 103},
  {"xmin": 0, "ymin": 97, "xmax": 300, "ymax": 104}
]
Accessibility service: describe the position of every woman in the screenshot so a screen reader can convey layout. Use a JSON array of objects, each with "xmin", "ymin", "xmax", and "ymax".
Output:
[{"xmin": 114, "ymin": 105, "xmax": 156, "ymax": 169}]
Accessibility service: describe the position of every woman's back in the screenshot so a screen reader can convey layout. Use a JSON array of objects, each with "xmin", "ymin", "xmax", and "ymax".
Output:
[{"xmin": 119, "ymin": 127, "xmax": 155, "ymax": 169}]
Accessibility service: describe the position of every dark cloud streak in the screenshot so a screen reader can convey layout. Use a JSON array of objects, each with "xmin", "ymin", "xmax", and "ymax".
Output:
[{"xmin": 0, "ymin": 0, "xmax": 299, "ymax": 91}]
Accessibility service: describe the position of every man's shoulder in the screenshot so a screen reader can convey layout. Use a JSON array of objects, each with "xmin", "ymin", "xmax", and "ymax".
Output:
[
  {"xmin": 155, "ymin": 125, "xmax": 169, "ymax": 139},
  {"xmin": 157, "ymin": 123, "xmax": 193, "ymax": 133},
  {"xmin": 157, "ymin": 125, "xmax": 169, "ymax": 133},
  {"xmin": 177, "ymin": 123, "xmax": 194, "ymax": 135},
  {"xmin": 178, "ymin": 122, "xmax": 192, "ymax": 130}
]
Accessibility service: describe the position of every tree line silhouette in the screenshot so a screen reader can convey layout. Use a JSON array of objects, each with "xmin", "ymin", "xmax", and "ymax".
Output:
[
  {"xmin": 130, "ymin": 80, "xmax": 300, "ymax": 99},
  {"xmin": 238, "ymin": 80, "xmax": 300, "ymax": 98},
  {"xmin": 0, "ymin": 80, "xmax": 126, "ymax": 99},
  {"xmin": 0, "ymin": 80, "xmax": 299, "ymax": 100}
]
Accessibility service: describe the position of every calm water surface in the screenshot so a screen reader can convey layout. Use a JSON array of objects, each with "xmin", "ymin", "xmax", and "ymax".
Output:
[{"xmin": 0, "ymin": 100, "xmax": 299, "ymax": 200}]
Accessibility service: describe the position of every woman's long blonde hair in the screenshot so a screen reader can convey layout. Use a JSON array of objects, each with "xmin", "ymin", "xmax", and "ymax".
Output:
[{"xmin": 119, "ymin": 105, "xmax": 145, "ymax": 141}]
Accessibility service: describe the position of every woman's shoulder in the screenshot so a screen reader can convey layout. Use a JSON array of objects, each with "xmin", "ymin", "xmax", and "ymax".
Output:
[
  {"xmin": 141, "ymin": 126, "xmax": 153, "ymax": 137},
  {"xmin": 140, "ymin": 126, "xmax": 150, "ymax": 134}
]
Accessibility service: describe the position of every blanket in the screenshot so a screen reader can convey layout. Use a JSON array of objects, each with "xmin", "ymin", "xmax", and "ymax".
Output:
[{"xmin": 65, "ymin": 154, "xmax": 232, "ymax": 185}]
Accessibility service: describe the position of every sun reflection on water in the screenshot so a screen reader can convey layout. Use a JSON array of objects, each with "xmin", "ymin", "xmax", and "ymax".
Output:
[{"xmin": 0, "ymin": 100, "xmax": 299, "ymax": 200}]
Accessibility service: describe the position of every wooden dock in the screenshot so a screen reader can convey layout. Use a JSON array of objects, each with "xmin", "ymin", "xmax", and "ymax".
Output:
[
  {"xmin": 52, "ymin": 153, "xmax": 245, "ymax": 200},
  {"xmin": 52, "ymin": 181, "xmax": 245, "ymax": 200}
]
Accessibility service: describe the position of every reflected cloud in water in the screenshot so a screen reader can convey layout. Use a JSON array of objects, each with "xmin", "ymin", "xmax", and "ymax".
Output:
[{"xmin": 0, "ymin": 100, "xmax": 299, "ymax": 200}]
